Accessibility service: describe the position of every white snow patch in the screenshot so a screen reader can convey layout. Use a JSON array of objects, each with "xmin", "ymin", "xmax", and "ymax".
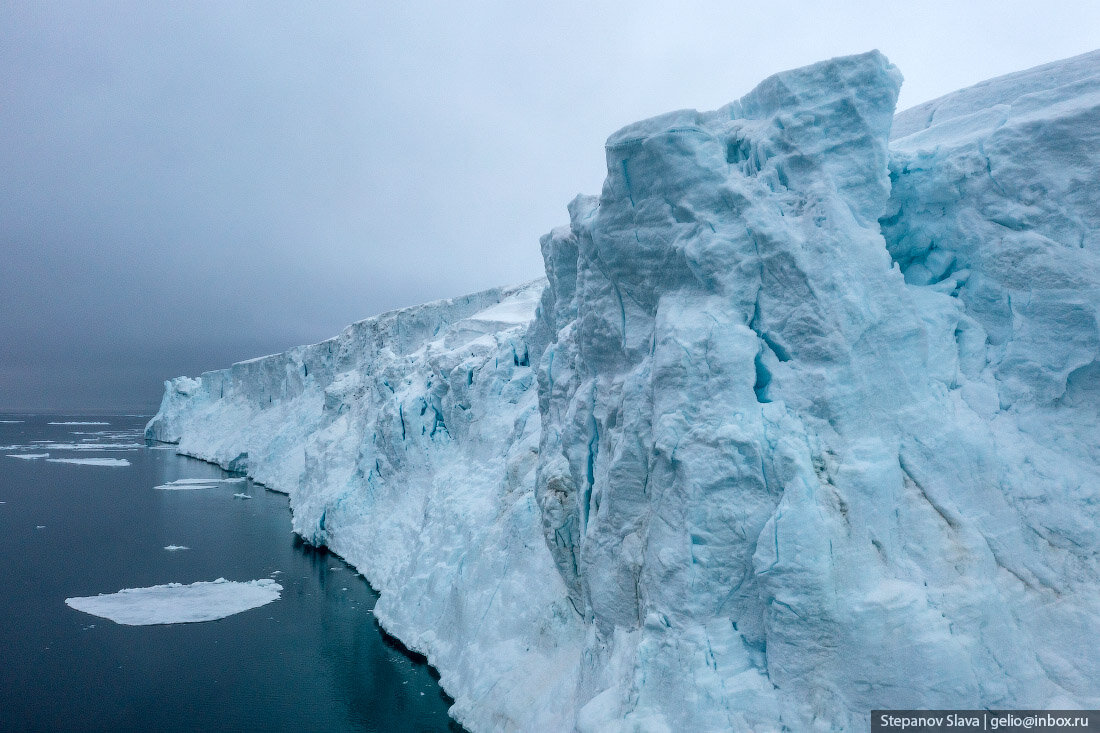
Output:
[{"xmin": 65, "ymin": 578, "xmax": 282, "ymax": 625}]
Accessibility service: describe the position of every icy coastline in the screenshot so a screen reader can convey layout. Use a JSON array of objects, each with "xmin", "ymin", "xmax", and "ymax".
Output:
[{"xmin": 148, "ymin": 50, "xmax": 1100, "ymax": 731}]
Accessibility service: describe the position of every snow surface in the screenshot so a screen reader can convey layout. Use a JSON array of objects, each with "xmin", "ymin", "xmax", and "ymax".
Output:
[
  {"xmin": 47, "ymin": 458, "xmax": 130, "ymax": 467},
  {"xmin": 147, "ymin": 51, "xmax": 1100, "ymax": 731},
  {"xmin": 65, "ymin": 578, "xmax": 281, "ymax": 625}
]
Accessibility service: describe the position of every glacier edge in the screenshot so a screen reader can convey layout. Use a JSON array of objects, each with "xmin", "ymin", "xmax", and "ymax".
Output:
[{"xmin": 148, "ymin": 49, "xmax": 1100, "ymax": 732}]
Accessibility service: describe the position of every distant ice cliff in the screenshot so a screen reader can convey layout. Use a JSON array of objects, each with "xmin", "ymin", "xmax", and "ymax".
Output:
[{"xmin": 148, "ymin": 50, "xmax": 1100, "ymax": 731}]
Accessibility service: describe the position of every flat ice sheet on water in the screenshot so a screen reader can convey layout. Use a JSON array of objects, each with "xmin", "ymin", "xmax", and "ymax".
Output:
[
  {"xmin": 6, "ymin": 453, "xmax": 48, "ymax": 460},
  {"xmin": 153, "ymin": 478, "xmax": 246, "ymax": 490},
  {"xmin": 47, "ymin": 458, "xmax": 130, "ymax": 467},
  {"xmin": 47, "ymin": 421, "xmax": 110, "ymax": 426},
  {"xmin": 65, "ymin": 578, "xmax": 281, "ymax": 625}
]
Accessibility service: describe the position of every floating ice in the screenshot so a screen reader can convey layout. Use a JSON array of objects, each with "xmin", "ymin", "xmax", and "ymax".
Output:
[
  {"xmin": 47, "ymin": 421, "xmax": 109, "ymax": 426},
  {"xmin": 153, "ymin": 478, "xmax": 245, "ymax": 490},
  {"xmin": 6, "ymin": 453, "xmax": 48, "ymax": 460},
  {"xmin": 65, "ymin": 578, "xmax": 282, "ymax": 625},
  {"xmin": 163, "ymin": 545, "xmax": 190, "ymax": 551},
  {"xmin": 232, "ymin": 493, "xmax": 252, "ymax": 499},
  {"xmin": 47, "ymin": 458, "xmax": 130, "ymax": 467},
  {"xmin": 0, "ymin": 420, "xmax": 24, "ymax": 423},
  {"xmin": 24, "ymin": 442, "xmax": 141, "ymax": 451}
]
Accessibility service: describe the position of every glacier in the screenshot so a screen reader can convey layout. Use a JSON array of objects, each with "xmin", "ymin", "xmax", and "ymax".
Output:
[{"xmin": 147, "ymin": 50, "xmax": 1099, "ymax": 731}]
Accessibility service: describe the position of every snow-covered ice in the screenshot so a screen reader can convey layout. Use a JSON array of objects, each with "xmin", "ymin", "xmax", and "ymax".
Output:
[
  {"xmin": 164, "ymin": 545, "xmax": 190, "ymax": 551},
  {"xmin": 65, "ymin": 578, "xmax": 282, "ymax": 625},
  {"xmin": 232, "ymin": 493, "xmax": 252, "ymax": 499},
  {"xmin": 12, "ymin": 442, "xmax": 142, "ymax": 451},
  {"xmin": 6, "ymin": 453, "xmax": 48, "ymax": 460},
  {"xmin": 153, "ymin": 478, "xmax": 246, "ymax": 490},
  {"xmin": 48, "ymin": 421, "xmax": 109, "ymax": 425},
  {"xmin": 47, "ymin": 458, "xmax": 130, "ymax": 467},
  {"xmin": 145, "ymin": 50, "xmax": 1100, "ymax": 732}
]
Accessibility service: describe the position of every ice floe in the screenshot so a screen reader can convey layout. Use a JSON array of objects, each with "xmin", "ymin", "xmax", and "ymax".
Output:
[
  {"xmin": 163, "ymin": 545, "xmax": 190, "ymax": 551},
  {"xmin": 153, "ymin": 478, "xmax": 246, "ymax": 491},
  {"xmin": 47, "ymin": 458, "xmax": 130, "ymax": 467},
  {"xmin": 65, "ymin": 578, "xmax": 282, "ymax": 625},
  {"xmin": 6, "ymin": 453, "xmax": 48, "ymax": 460},
  {"xmin": 47, "ymin": 421, "xmax": 109, "ymax": 426}
]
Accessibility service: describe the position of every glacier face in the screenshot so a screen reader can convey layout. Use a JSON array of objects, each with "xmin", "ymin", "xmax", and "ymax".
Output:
[{"xmin": 148, "ymin": 50, "xmax": 1100, "ymax": 731}]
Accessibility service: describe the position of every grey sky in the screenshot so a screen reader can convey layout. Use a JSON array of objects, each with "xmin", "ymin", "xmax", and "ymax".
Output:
[{"xmin": 2, "ymin": 2, "xmax": 1098, "ymax": 410}]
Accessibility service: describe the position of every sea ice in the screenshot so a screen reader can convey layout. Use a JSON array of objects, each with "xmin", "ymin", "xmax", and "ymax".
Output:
[
  {"xmin": 46, "ymin": 458, "xmax": 130, "ymax": 467},
  {"xmin": 153, "ymin": 478, "xmax": 246, "ymax": 490},
  {"xmin": 163, "ymin": 545, "xmax": 190, "ymax": 551},
  {"xmin": 47, "ymin": 421, "xmax": 109, "ymax": 426},
  {"xmin": 28, "ymin": 442, "xmax": 141, "ymax": 451},
  {"xmin": 65, "ymin": 578, "xmax": 282, "ymax": 625},
  {"xmin": 6, "ymin": 453, "xmax": 48, "ymax": 460},
  {"xmin": 232, "ymin": 493, "xmax": 252, "ymax": 499}
]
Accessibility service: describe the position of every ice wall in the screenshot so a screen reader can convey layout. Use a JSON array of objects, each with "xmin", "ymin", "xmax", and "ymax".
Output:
[
  {"xmin": 149, "ymin": 282, "xmax": 588, "ymax": 731},
  {"xmin": 149, "ymin": 50, "xmax": 1100, "ymax": 731}
]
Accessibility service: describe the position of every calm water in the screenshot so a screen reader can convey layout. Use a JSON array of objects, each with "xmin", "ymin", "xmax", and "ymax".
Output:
[{"xmin": 0, "ymin": 414, "xmax": 459, "ymax": 732}]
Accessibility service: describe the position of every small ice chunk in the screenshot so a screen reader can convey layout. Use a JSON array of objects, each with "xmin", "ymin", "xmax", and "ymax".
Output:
[
  {"xmin": 47, "ymin": 458, "xmax": 130, "ymax": 467},
  {"xmin": 232, "ymin": 493, "xmax": 252, "ymax": 500},
  {"xmin": 36, "ymin": 525, "xmax": 45, "ymax": 529},
  {"xmin": 47, "ymin": 421, "xmax": 110, "ymax": 425},
  {"xmin": 164, "ymin": 545, "xmax": 190, "ymax": 551},
  {"xmin": 65, "ymin": 578, "xmax": 282, "ymax": 625},
  {"xmin": 0, "ymin": 420, "xmax": 24, "ymax": 423},
  {"xmin": 7, "ymin": 453, "xmax": 48, "ymax": 460}
]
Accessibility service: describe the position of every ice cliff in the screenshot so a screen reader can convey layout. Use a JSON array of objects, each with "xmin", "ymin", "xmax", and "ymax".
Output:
[{"xmin": 148, "ymin": 50, "xmax": 1100, "ymax": 731}]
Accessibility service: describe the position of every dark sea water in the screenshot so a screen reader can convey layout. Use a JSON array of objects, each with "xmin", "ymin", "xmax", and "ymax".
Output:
[{"xmin": 0, "ymin": 414, "xmax": 459, "ymax": 732}]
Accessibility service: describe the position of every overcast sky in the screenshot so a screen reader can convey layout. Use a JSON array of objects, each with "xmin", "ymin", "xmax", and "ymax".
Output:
[{"xmin": 2, "ymin": 2, "xmax": 1098, "ymax": 411}]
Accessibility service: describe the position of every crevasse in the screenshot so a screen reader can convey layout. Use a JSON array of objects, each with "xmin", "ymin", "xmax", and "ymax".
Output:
[{"xmin": 147, "ymin": 49, "xmax": 1100, "ymax": 732}]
